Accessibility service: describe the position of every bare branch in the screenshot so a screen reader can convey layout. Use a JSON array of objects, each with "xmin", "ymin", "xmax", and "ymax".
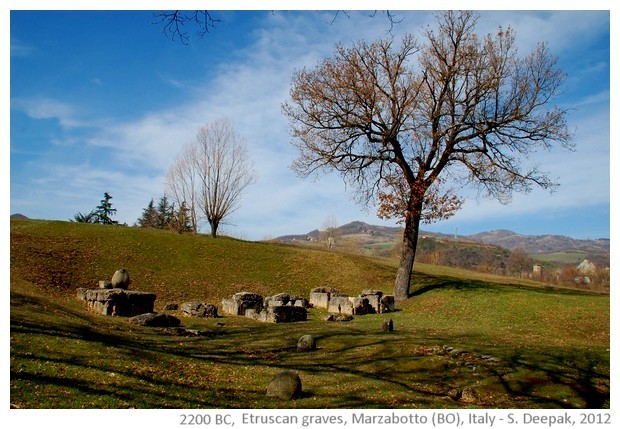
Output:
[
  {"xmin": 167, "ymin": 119, "xmax": 256, "ymax": 237},
  {"xmin": 283, "ymin": 11, "xmax": 573, "ymax": 299},
  {"xmin": 153, "ymin": 10, "xmax": 222, "ymax": 44}
]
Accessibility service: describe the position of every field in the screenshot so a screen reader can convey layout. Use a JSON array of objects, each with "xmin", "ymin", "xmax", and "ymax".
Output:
[{"xmin": 9, "ymin": 219, "xmax": 610, "ymax": 408}]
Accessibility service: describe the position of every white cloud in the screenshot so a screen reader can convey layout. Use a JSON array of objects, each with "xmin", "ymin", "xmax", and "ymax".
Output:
[
  {"xmin": 14, "ymin": 97, "xmax": 86, "ymax": 129},
  {"xmin": 9, "ymin": 10, "xmax": 610, "ymax": 240}
]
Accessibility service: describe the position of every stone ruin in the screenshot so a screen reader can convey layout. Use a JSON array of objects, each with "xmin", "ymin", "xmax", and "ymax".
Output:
[
  {"xmin": 310, "ymin": 287, "xmax": 395, "ymax": 316},
  {"xmin": 222, "ymin": 292, "xmax": 309, "ymax": 323},
  {"xmin": 77, "ymin": 268, "xmax": 156, "ymax": 317},
  {"xmin": 181, "ymin": 301, "xmax": 219, "ymax": 318},
  {"xmin": 76, "ymin": 288, "xmax": 156, "ymax": 317}
]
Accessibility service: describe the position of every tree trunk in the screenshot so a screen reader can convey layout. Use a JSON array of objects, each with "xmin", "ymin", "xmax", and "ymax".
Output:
[
  {"xmin": 394, "ymin": 202, "xmax": 423, "ymax": 301},
  {"xmin": 209, "ymin": 220, "xmax": 219, "ymax": 238}
]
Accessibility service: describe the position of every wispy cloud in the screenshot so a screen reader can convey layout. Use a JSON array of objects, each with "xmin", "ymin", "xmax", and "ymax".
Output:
[
  {"xmin": 9, "ymin": 10, "xmax": 610, "ymax": 239},
  {"xmin": 10, "ymin": 39, "xmax": 34, "ymax": 57},
  {"xmin": 13, "ymin": 97, "xmax": 88, "ymax": 129}
]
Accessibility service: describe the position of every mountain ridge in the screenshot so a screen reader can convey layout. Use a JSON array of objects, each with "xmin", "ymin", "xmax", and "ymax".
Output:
[{"xmin": 275, "ymin": 221, "xmax": 610, "ymax": 264}]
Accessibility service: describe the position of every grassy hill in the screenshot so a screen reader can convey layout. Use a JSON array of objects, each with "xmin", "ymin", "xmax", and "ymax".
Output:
[{"xmin": 10, "ymin": 219, "xmax": 610, "ymax": 408}]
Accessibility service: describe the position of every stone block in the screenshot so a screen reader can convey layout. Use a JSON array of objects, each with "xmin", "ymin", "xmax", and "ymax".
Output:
[
  {"xmin": 309, "ymin": 292, "xmax": 330, "ymax": 309},
  {"xmin": 181, "ymin": 302, "xmax": 218, "ymax": 318},
  {"xmin": 221, "ymin": 292, "xmax": 264, "ymax": 316},
  {"xmin": 365, "ymin": 294, "xmax": 381, "ymax": 313},
  {"xmin": 380, "ymin": 295, "xmax": 395, "ymax": 313},
  {"xmin": 382, "ymin": 318, "xmax": 394, "ymax": 332},
  {"xmin": 349, "ymin": 296, "xmax": 372, "ymax": 315},
  {"xmin": 263, "ymin": 306, "xmax": 307, "ymax": 323},
  {"xmin": 78, "ymin": 288, "xmax": 155, "ymax": 317},
  {"xmin": 98, "ymin": 280, "xmax": 112, "ymax": 289},
  {"xmin": 328, "ymin": 295, "xmax": 354, "ymax": 315}
]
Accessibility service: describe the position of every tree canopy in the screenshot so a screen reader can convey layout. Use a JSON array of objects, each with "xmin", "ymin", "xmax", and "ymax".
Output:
[{"xmin": 283, "ymin": 11, "xmax": 573, "ymax": 300}]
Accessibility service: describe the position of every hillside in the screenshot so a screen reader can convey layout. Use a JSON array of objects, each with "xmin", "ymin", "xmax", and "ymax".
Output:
[
  {"xmin": 275, "ymin": 221, "xmax": 610, "ymax": 267},
  {"xmin": 10, "ymin": 219, "xmax": 610, "ymax": 409},
  {"xmin": 468, "ymin": 229, "xmax": 610, "ymax": 252},
  {"xmin": 10, "ymin": 219, "xmax": 396, "ymax": 305}
]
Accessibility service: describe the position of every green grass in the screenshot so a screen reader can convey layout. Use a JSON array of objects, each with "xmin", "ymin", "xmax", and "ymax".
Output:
[
  {"xmin": 10, "ymin": 219, "xmax": 610, "ymax": 409},
  {"xmin": 532, "ymin": 251, "xmax": 589, "ymax": 264}
]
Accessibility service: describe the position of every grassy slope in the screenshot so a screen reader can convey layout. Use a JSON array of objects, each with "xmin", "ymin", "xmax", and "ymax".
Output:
[{"xmin": 10, "ymin": 219, "xmax": 610, "ymax": 408}]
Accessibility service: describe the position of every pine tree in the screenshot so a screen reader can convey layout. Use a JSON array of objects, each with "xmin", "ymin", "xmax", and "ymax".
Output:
[
  {"xmin": 156, "ymin": 195, "xmax": 174, "ymax": 229},
  {"xmin": 171, "ymin": 201, "xmax": 193, "ymax": 233},
  {"xmin": 72, "ymin": 210, "xmax": 97, "ymax": 223},
  {"xmin": 137, "ymin": 199, "xmax": 158, "ymax": 228},
  {"xmin": 94, "ymin": 192, "xmax": 118, "ymax": 225}
]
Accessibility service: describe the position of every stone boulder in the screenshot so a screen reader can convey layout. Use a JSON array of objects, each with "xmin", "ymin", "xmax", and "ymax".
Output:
[
  {"xmin": 129, "ymin": 312, "xmax": 181, "ymax": 327},
  {"xmin": 266, "ymin": 370, "xmax": 302, "ymax": 400},
  {"xmin": 76, "ymin": 288, "xmax": 155, "ymax": 317},
  {"xmin": 163, "ymin": 302, "xmax": 179, "ymax": 311},
  {"xmin": 221, "ymin": 292, "xmax": 264, "ymax": 316},
  {"xmin": 181, "ymin": 302, "xmax": 219, "ymax": 318},
  {"xmin": 111, "ymin": 268, "xmax": 130, "ymax": 289},
  {"xmin": 297, "ymin": 335, "xmax": 316, "ymax": 352}
]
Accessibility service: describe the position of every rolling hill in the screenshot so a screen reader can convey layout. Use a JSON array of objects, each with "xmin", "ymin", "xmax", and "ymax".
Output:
[
  {"xmin": 275, "ymin": 221, "xmax": 610, "ymax": 267},
  {"xmin": 9, "ymin": 218, "xmax": 610, "ymax": 409}
]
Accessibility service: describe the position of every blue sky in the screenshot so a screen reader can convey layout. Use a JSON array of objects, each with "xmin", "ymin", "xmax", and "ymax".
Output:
[{"xmin": 7, "ymin": 4, "xmax": 613, "ymax": 241}]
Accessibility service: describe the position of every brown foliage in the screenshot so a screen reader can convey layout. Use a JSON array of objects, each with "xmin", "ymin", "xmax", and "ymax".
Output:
[{"xmin": 283, "ymin": 11, "xmax": 573, "ymax": 298}]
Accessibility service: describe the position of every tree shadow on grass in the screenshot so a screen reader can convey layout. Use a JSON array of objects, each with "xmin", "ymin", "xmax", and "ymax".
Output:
[
  {"xmin": 10, "ymin": 291, "xmax": 609, "ymax": 409},
  {"xmin": 407, "ymin": 271, "xmax": 602, "ymax": 298}
]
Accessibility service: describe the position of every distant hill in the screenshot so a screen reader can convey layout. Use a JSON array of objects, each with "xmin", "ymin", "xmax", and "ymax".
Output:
[
  {"xmin": 468, "ymin": 229, "xmax": 610, "ymax": 254},
  {"xmin": 10, "ymin": 213, "xmax": 29, "ymax": 219},
  {"xmin": 275, "ymin": 221, "xmax": 610, "ymax": 267}
]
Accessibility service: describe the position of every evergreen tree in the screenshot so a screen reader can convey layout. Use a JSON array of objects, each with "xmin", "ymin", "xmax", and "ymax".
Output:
[
  {"xmin": 156, "ymin": 195, "xmax": 174, "ymax": 229},
  {"xmin": 94, "ymin": 192, "xmax": 118, "ymax": 225},
  {"xmin": 171, "ymin": 201, "xmax": 193, "ymax": 233},
  {"xmin": 72, "ymin": 210, "xmax": 97, "ymax": 223},
  {"xmin": 137, "ymin": 199, "xmax": 158, "ymax": 228}
]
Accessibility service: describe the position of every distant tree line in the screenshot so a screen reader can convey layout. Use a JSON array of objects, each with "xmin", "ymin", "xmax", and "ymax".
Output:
[
  {"xmin": 136, "ymin": 195, "xmax": 193, "ymax": 234},
  {"xmin": 405, "ymin": 239, "xmax": 609, "ymax": 291}
]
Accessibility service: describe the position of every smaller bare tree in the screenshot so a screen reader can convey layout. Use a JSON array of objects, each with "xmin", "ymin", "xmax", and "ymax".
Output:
[
  {"xmin": 320, "ymin": 215, "xmax": 340, "ymax": 249},
  {"xmin": 166, "ymin": 143, "xmax": 199, "ymax": 233},
  {"xmin": 507, "ymin": 248, "xmax": 533, "ymax": 278},
  {"xmin": 168, "ymin": 119, "xmax": 256, "ymax": 238}
]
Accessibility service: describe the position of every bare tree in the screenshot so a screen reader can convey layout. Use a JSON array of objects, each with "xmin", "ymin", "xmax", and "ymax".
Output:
[
  {"xmin": 320, "ymin": 215, "xmax": 340, "ymax": 249},
  {"xmin": 283, "ymin": 11, "xmax": 573, "ymax": 300},
  {"xmin": 166, "ymin": 143, "xmax": 199, "ymax": 233},
  {"xmin": 168, "ymin": 119, "xmax": 256, "ymax": 238},
  {"xmin": 507, "ymin": 248, "xmax": 533, "ymax": 278}
]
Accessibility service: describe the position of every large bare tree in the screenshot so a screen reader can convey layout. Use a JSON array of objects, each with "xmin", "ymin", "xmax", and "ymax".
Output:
[
  {"xmin": 283, "ymin": 11, "xmax": 573, "ymax": 300},
  {"xmin": 167, "ymin": 118, "xmax": 256, "ymax": 238}
]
